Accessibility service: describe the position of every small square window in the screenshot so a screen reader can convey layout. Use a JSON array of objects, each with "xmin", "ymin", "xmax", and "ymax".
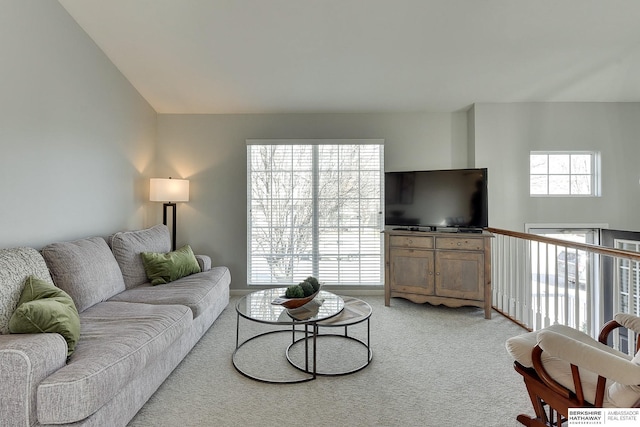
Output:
[{"xmin": 529, "ymin": 151, "xmax": 600, "ymax": 197}]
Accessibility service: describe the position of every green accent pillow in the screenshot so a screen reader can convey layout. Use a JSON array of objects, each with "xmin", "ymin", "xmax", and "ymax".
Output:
[
  {"xmin": 9, "ymin": 275, "xmax": 81, "ymax": 357},
  {"xmin": 141, "ymin": 245, "xmax": 201, "ymax": 286}
]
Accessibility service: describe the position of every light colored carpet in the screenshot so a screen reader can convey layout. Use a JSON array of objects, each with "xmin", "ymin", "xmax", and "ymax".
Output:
[{"xmin": 128, "ymin": 296, "xmax": 531, "ymax": 427}]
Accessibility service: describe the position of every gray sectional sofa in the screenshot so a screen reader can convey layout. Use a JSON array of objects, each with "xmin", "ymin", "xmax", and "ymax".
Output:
[{"xmin": 0, "ymin": 224, "xmax": 231, "ymax": 426}]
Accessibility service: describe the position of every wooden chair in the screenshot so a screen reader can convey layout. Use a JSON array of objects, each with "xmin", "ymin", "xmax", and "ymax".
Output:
[{"xmin": 506, "ymin": 314, "xmax": 640, "ymax": 427}]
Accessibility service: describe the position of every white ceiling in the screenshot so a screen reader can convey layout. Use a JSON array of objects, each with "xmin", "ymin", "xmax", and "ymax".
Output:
[{"xmin": 58, "ymin": 0, "xmax": 640, "ymax": 114}]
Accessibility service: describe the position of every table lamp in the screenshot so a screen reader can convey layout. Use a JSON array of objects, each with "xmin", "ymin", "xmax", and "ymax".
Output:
[{"xmin": 150, "ymin": 177, "xmax": 189, "ymax": 251}]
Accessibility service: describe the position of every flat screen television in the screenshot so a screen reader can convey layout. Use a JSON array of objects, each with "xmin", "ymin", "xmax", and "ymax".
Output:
[{"xmin": 385, "ymin": 168, "xmax": 488, "ymax": 230}]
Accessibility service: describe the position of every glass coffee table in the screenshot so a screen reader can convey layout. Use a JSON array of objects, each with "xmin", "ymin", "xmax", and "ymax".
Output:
[
  {"xmin": 287, "ymin": 296, "xmax": 372, "ymax": 376},
  {"xmin": 233, "ymin": 288, "xmax": 344, "ymax": 383}
]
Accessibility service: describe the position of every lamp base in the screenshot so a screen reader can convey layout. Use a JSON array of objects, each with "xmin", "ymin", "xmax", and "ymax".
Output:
[{"xmin": 162, "ymin": 203, "xmax": 177, "ymax": 251}]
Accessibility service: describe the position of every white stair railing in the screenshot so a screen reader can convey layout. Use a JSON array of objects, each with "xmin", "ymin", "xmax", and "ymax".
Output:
[{"xmin": 488, "ymin": 227, "xmax": 640, "ymax": 350}]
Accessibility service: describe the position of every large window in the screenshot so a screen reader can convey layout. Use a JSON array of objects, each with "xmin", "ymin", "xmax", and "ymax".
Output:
[
  {"xmin": 529, "ymin": 151, "xmax": 600, "ymax": 196},
  {"xmin": 247, "ymin": 140, "xmax": 384, "ymax": 286}
]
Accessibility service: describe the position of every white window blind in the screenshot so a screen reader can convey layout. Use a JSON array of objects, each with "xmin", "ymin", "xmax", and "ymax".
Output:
[
  {"xmin": 615, "ymin": 239, "xmax": 640, "ymax": 317},
  {"xmin": 247, "ymin": 140, "xmax": 384, "ymax": 286}
]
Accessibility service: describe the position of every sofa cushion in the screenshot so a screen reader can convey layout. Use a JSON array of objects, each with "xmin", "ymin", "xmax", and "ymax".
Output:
[
  {"xmin": 9, "ymin": 276, "xmax": 80, "ymax": 356},
  {"xmin": 41, "ymin": 237, "xmax": 126, "ymax": 313},
  {"xmin": 36, "ymin": 301, "xmax": 192, "ymax": 425},
  {"xmin": 0, "ymin": 247, "xmax": 53, "ymax": 335},
  {"xmin": 109, "ymin": 224, "xmax": 172, "ymax": 289},
  {"xmin": 141, "ymin": 245, "xmax": 201, "ymax": 285},
  {"xmin": 109, "ymin": 266, "xmax": 231, "ymax": 319}
]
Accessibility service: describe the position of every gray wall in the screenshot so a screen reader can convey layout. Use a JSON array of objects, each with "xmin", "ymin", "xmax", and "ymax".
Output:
[
  {"xmin": 158, "ymin": 105, "xmax": 640, "ymax": 289},
  {"xmin": 473, "ymin": 102, "xmax": 640, "ymax": 231},
  {"xmin": 156, "ymin": 113, "xmax": 460, "ymax": 289},
  {"xmin": 0, "ymin": 1, "xmax": 157, "ymax": 248}
]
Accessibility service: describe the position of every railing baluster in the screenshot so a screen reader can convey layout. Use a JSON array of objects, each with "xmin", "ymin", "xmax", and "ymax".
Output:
[
  {"xmin": 514, "ymin": 237, "xmax": 521, "ymax": 323},
  {"xmin": 563, "ymin": 247, "xmax": 569, "ymax": 328},
  {"xmin": 509, "ymin": 236, "xmax": 516, "ymax": 319},
  {"xmin": 544, "ymin": 243, "xmax": 551, "ymax": 328},
  {"xmin": 521, "ymin": 237, "xmax": 530, "ymax": 328},
  {"xmin": 531, "ymin": 242, "xmax": 540, "ymax": 329},
  {"xmin": 519, "ymin": 236, "xmax": 525, "ymax": 327},
  {"xmin": 553, "ymin": 245, "xmax": 560, "ymax": 323},
  {"xmin": 585, "ymin": 251, "xmax": 592, "ymax": 336},
  {"xmin": 510, "ymin": 235, "xmax": 516, "ymax": 322},
  {"xmin": 500, "ymin": 235, "xmax": 506, "ymax": 313},
  {"xmin": 575, "ymin": 249, "xmax": 580, "ymax": 331}
]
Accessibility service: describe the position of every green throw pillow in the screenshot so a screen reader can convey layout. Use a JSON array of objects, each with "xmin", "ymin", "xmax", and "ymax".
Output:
[
  {"xmin": 141, "ymin": 245, "xmax": 201, "ymax": 286},
  {"xmin": 9, "ymin": 275, "xmax": 81, "ymax": 357}
]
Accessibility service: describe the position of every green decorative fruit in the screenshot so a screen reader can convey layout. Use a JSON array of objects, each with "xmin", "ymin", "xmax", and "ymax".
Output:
[
  {"xmin": 305, "ymin": 276, "xmax": 320, "ymax": 292},
  {"xmin": 299, "ymin": 281, "xmax": 314, "ymax": 297},
  {"xmin": 285, "ymin": 285, "xmax": 304, "ymax": 298}
]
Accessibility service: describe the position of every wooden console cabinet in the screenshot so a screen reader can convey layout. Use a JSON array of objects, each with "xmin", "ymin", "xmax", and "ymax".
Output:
[{"xmin": 384, "ymin": 230, "xmax": 492, "ymax": 319}]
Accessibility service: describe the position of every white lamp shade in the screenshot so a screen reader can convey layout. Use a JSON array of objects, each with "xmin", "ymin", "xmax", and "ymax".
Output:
[{"xmin": 150, "ymin": 178, "xmax": 189, "ymax": 202}]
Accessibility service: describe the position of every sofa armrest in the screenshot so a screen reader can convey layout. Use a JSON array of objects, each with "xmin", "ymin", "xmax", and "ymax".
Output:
[
  {"xmin": 538, "ymin": 330, "xmax": 640, "ymax": 385},
  {"xmin": 195, "ymin": 255, "xmax": 211, "ymax": 272},
  {"xmin": 0, "ymin": 333, "xmax": 68, "ymax": 426}
]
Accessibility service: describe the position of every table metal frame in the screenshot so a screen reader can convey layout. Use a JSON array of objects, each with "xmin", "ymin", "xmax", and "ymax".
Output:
[
  {"xmin": 285, "ymin": 296, "xmax": 373, "ymax": 376},
  {"xmin": 232, "ymin": 289, "xmax": 343, "ymax": 384}
]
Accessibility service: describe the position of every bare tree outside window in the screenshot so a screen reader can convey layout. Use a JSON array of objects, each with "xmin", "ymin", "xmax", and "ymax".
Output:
[{"xmin": 248, "ymin": 142, "xmax": 384, "ymax": 286}]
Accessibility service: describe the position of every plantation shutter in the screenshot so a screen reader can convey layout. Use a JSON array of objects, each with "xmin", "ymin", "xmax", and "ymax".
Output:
[{"xmin": 247, "ymin": 139, "xmax": 384, "ymax": 286}]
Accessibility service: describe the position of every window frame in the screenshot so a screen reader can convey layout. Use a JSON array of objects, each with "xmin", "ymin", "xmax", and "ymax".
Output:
[
  {"xmin": 529, "ymin": 151, "xmax": 601, "ymax": 197},
  {"xmin": 246, "ymin": 139, "xmax": 385, "ymax": 287}
]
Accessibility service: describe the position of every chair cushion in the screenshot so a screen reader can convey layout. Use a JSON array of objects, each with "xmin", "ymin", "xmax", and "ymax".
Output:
[
  {"xmin": 109, "ymin": 266, "xmax": 231, "ymax": 319},
  {"xmin": 606, "ymin": 350, "xmax": 640, "ymax": 407},
  {"xmin": 141, "ymin": 245, "xmax": 201, "ymax": 285},
  {"xmin": 0, "ymin": 247, "xmax": 52, "ymax": 334},
  {"xmin": 36, "ymin": 301, "xmax": 192, "ymax": 425},
  {"xmin": 41, "ymin": 237, "xmax": 126, "ymax": 312},
  {"xmin": 506, "ymin": 324, "xmax": 590, "ymax": 368},
  {"xmin": 507, "ymin": 324, "xmax": 636, "ymax": 407},
  {"xmin": 9, "ymin": 276, "xmax": 80, "ymax": 356},
  {"xmin": 614, "ymin": 313, "xmax": 640, "ymax": 335},
  {"xmin": 109, "ymin": 225, "xmax": 171, "ymax": 289}
]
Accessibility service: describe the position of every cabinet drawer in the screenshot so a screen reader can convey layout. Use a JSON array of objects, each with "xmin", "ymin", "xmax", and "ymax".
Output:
[
  {"xmin": 436, "ymin": 237, "xmax": 483, "ymax": 251},
  {"xmin": 389, "ymin": 235, "xmax": 434, "ymax": 249}
]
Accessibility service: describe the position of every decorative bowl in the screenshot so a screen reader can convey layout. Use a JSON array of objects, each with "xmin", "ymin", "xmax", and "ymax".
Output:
[{"xmin": 271, "ymin": 287, "xmax": 321, "ymax": 309}]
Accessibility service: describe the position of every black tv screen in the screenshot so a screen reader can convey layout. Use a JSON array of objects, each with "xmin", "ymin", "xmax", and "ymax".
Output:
[{"xmin": 385, "ymin": 168, "xmax": 488, "ymax": 229}]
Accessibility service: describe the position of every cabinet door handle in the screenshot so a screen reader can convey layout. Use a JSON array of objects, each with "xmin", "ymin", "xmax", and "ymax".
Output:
[{"xmin": 457, "ymin": 242, "xmax": 462, "ymax": 246}]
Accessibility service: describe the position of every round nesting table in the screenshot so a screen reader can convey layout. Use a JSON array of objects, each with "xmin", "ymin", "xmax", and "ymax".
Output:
[
  {"xmin": 286, "ymin": 296, "xmax": 373, "ymax": 376},
  {"xmin": 233, "ymin": 288, "xmax": 344, "ymax": 383}
]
